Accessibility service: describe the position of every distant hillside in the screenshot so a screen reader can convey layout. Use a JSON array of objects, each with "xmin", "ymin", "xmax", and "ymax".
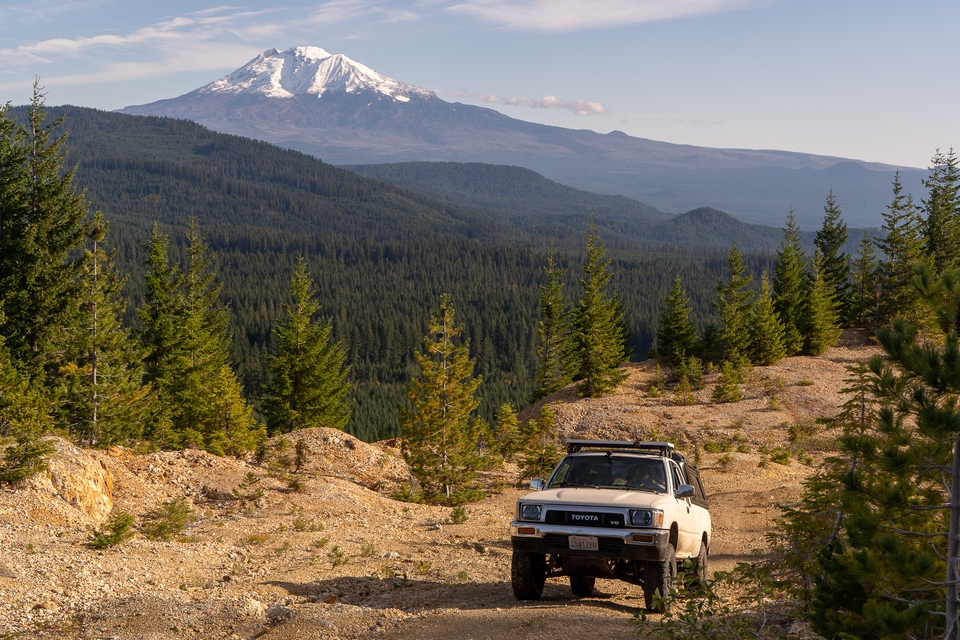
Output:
[
  {"xmin": 348, "ymin": 163, "xmax": 810, "ymax": 252},
  {"xmin": 347, "ymin": 161, "xmax": 672, "ymax": 241},
  {"xmin": 21, "ymin": 106, "xmax": 790, "ymax": 439},
  {"xmin": 120, "ymin": 46, "xmax": 926, "ymax": 230}
]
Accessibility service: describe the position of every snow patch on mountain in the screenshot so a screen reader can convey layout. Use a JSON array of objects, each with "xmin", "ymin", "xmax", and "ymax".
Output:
[{"xmin": 199, "ymin": 46, "xmax": 435, "ymax": 102}]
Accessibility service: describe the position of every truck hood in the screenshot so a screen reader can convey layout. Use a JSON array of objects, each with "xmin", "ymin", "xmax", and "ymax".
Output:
[{"xmin": 521, "ymin": 487, "xmax": 674, "ymax": 510}]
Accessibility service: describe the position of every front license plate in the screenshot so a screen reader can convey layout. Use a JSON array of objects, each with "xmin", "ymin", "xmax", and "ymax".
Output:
[{"xmin": 568, "ymin": 535, "xmax": 599, "ymax": 551}]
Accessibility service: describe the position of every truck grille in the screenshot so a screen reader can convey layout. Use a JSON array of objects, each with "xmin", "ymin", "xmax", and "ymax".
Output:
[{"xmin": 544, "ymin": 510, "xmax": 625, "ymax": 528}]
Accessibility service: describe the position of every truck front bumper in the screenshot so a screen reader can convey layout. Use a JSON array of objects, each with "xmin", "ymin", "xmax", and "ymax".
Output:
[{"xmin": 510, "ymin": 521, "xmax": 670, "ymax": 562}]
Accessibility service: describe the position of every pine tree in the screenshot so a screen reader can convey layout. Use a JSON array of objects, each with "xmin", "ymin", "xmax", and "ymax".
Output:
[
  {"xmin": 138, "ymin": 220, "xmax": 263, "ymax": 454},
  {"xmin": 533, "ymin": 249, "xmax": 578, "ymax": 400},
  {"xmin": 573, "ymin": 225, "xmax": 628, "ymax": 397},
  {"xmin": 922, "ymin": 148, "xmax": 960, "ymax": 277},
  {"xmin": 54, "ymin": 213, "xmax": 152, "ymax": 446},
  {"xmin": 402, "ymin": 294, "xmax": 487, "ymax": 503},
  {"xmin": 749, "ymin": 271, "xmax": 787, "ymax": 365},
  {"xmin": 0, "ymin": 333, "xmax": 52, "ymax": 439},
  {"xmin": 518, "ymin": 405, "xmax": 562, "ymax": 481},
  {"xmin": 802, "ymin": 251, "xmax": 842, "ymax": 355},
  {"xmin": 263, "ymin": 259, "xmax": 351, "ymax": 435},
  {"xmin": 494, "ymin": 403, "xmax": 521, "ymax": 459},
  {"xmin": 0, "ymin": 85, "xmax": 89, "ymax": 381},
  {"xmin": 655, "ymin": 275, "xmax": 697, "ymax": 367},
  {"xmin": 849, "ymin": 235, "xmax": 880, "ymax": 329},
  {"xmin": 815, "ymin": 190, "xmax": 852, "ymax": 325},
  {"xmin": 876, "ymin": 173, "xmax": 927, "ymax": 327},
  {"xmin": 0, "ymin": 330, "xmax": 54, "ymax": 484},
  {"xmin": 803, "ymin": 270, "xmax": 960, "ymax": 638},
  {"xmin": 774, "ymin": 212, "xmax": 808, "ymax": 355},
  {"xmin": 714, "ymin": 245, "xmax": 754, "ymax": 363}
]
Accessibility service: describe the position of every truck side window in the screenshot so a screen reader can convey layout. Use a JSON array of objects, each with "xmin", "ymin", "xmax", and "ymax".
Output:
[{"xmin": 670, "ymin": 463, "xmax": 684, "ymax": 491}]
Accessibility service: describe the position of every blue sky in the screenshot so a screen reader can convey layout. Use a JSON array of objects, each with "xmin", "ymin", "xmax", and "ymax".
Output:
[{"xmin": 0, "ymin": 0, "xmax": 954, "ymax": 169}]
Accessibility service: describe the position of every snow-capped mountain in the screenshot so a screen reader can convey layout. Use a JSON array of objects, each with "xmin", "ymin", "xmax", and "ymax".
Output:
[
  {"xmin": 197, "ymin": 46, "xmax": 435, "ymax": 103},
  {"xmin": 120, "ymin": 46, "xmax": 922, "ymax": 228}
]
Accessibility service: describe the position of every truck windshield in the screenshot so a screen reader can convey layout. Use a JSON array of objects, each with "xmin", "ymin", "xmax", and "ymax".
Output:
[{"xmin": 548, "ymin": 454, "xmax": 667, "ymax": 492}]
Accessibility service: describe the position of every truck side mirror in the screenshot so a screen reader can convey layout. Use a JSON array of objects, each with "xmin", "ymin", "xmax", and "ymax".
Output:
[
  {"xmin": 530, "ymin": 478, "xmax": 545, "ymax": 491},
  {"xmin": 676, "ymin": 484, "xmax": 695, "ymax": 499}
]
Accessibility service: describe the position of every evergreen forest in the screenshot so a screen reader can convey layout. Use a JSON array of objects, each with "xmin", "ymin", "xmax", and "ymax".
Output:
[
  {"xmin": 0, "ymin": 100, "xmax": 905, "ymax": 444},
  {"xmin": 0, "ymin": 103, "xmax": 807, "ymax": 441}
]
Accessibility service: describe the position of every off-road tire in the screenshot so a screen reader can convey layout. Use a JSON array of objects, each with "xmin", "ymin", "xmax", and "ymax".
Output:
[
  {"xmin": 692, "ymin": 540, "xmax": 708, "ymax": 588},
  {"xmin": 569, "ymin": 574, "xmax": 596, "ymax": 598},
  {"xmin": 643, "ymin": 543, "xmax": 677, "ymax": 613},
  {"xmin": 512, "ymin": 550, "xmax": 546, "ymax": 600}
]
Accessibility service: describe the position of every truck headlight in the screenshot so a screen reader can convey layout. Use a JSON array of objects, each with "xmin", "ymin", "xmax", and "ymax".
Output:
[
  {"xmin": 629, "ymin": 509, "xmax": 663, "ymax": 527},
  {"xmin": 520, "ymin": 503, "xmax": 543, "ymax": 521}
]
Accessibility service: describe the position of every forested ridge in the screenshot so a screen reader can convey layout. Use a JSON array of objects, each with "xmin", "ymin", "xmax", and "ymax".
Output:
[{"xmin": 4, "ymin": 105, "xmax": 817, "ymax": 440}]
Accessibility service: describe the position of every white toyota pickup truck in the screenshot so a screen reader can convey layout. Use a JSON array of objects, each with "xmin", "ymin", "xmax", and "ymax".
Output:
[{"xmin": 509, "ymin": 440, "xmax": 711, "ymax": 611}]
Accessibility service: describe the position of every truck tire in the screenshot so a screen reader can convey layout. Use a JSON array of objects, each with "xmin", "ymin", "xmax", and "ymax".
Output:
[
  {"xmin": 643, "ymin": 543, "xmax": 676, "ymax": 613},
  {"xmin": 569, "ymin": 574, "xmax": 596, "ymax": 598},
  {"xmin": 512, "ymin": 550, "xmax": 546, "ymax": 600},
  {"xmin": 692, "ymin": 540, "xmax": 708, "ymax": 588}
]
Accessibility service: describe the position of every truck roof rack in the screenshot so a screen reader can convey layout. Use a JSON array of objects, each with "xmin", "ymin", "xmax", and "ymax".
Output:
[{"xmin": 565, "ymin": 439, "xmax": 676, "ymax": 456}]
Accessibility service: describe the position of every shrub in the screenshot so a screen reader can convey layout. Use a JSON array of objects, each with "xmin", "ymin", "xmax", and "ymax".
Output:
[
  {"xmin": 232, "ymin": 472, "xmax": 264, "ymax": 500},
  {"xmin": 0, "ymin": 434, "xmax": 55, "ymax": 485},
  {"xmin": 88, "ymin": 511, "xmax": 135, "ymax": 549},
  {"xmin": 673, "ymin": 375, "xmax": 696, "ymax": 406},
  {"xmin": 647, "ymin": 364, "xmax": 668, "ymax": 397},
  {"xmin": 450, "ymin": 506, "xmax": 468, "ymax": 524},
  {"xmin": 142, "ymin": 497, "xmax": 196, "ymax": 541},
  {"xmin": 712, "ymin": 361, "xmax": 742, "ymax": 403},
  {"xmin": 675, "ymin": 356, "xmax": 705, "ymax": 389},
  {"xmin": 327, "ymin": 545, "xmax": 348, "ymax": 567}
]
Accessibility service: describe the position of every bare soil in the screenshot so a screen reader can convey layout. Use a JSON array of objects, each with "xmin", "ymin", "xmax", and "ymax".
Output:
[{"xmin": 0, "ymin": 330, "xmax": 879, "ymax": 639}]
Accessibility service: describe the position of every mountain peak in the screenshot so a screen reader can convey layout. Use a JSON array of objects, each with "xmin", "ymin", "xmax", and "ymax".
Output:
[{"xmin": 198, "ymin": 46, "xmax": 435, "ymax": 102}]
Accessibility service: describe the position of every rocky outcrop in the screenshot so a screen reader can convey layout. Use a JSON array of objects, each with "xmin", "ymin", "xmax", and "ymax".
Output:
[{"xmin": 23, "ymin": 437, "xmax": 114, "ymax": 522}]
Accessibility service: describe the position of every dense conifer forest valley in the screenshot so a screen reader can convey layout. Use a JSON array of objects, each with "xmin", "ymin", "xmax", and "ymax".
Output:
[{"xmin": 3, "ymin": 104, "xmax": 824, "ymax": 441}]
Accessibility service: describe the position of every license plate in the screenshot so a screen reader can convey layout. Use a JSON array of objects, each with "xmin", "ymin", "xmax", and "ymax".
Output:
[{"xmin": 568, "ymin": 535, "xmax": 599, "ymax": 551}]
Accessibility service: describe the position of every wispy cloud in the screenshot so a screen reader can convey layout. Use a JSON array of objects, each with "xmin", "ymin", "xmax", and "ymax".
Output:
[
  {"xmin": 452, "ymin": 89, "xmax": 607, "ymax": 115},
  {"xmin": 0, "ymin": 7, "xmax": 275, "ymax": 66},
  {"xmin": 304, "ymin": 0, "xmax": 419, "ymax": 26},
  {"xmin": 446, "ymin": 0, "xmax": 762, "ymax": 32}
]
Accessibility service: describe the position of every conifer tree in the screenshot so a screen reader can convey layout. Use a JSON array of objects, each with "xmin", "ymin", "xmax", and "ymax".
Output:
[
  {"xmin": 773, "ymin": 213, "xmax": 808, "ymax": 355},
  {"xmin": 494, "ymin": 403, "xmax": 521, "ymax": 459},
  {"xmin": 533, "ymin": 249, "xmax": 577, "ymax": 400},
  {"xmin": 138, "ymin": 220, "xmax": 263, "ymax": 454},
  {"xmin": 573, "ymin": 225, "xmax": 628, "ymax": 396},
  {"xmin": 749, "ymin": 271, "xmax": 787, "ymax": 365},
  {"xmin": 0, "ymin": 85, "xmax": 89, "ymax": 381},
  {"xmin": 803, "ymin": 270, "xmax": 960, "ymax": 639},
  {"xmin": 802, "ymin": 251, "xmax": 842, "ymax": 355},
  {"xmin": 849, "ymin": 235, "xmax": 880, "ymax": 329},
  {"xmin": 714, "ymin": 245, "xmax": 754, "ymax": 363},
  {"xmin": 876, "ymin": 173, "xmax": 927, "ymax": 327},
  {"xmin": 922, "ymin": 148, "xmax": 960, "ymax": 277},
  {"xmin": 54, "ymin": 213, "xmax": 152, "ymax": 446},
  {"xmin": 263, "ymin": 259, "xmax": 351, "ymax": 435},
  {"xmin": 518, "ymin": 405, "xmax": 562, "ymax": 480},
  {"xmin": 655, "ymin": 275, "xmax": 697, "ymax": 367},
  {"xmin": 0, "ymin": 332, "xmax": 52, "ymax": 439},
  {"xmin": 402, "ymin": 294, "xmax": 487, "ymax": 503},
  {"xmin": 815, "ymin": 190, "xmax": 852, "ymax": 325},
  {"xmin": 0, "ymin": 330, "xmax": 54, "ymax": 484}
]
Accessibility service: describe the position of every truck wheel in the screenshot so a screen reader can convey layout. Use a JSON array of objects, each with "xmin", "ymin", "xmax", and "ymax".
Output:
[
  {"xmin": 512, "ymin": 550, "xmax": 546, "ymax": 600},
  {"xmin": 692, "ymin": 540, "xmax": 708, "ymax": 588},
  {"xmin": 643, "ymin": 543, "xmax": 676, "ymax": 613},
  {"xmin": 569, "ymin": 574, "xmax": 596, "ymax": 598}
]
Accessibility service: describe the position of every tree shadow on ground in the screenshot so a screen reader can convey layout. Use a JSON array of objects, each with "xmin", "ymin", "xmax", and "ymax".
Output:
[{"xmin": 264, "ymin": 575, "xmax": 644, "ymax": 616}]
